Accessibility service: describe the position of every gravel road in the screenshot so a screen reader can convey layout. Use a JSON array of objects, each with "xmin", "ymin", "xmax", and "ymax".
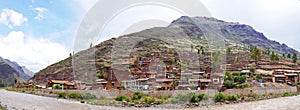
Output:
[{"xmin": 1, "ymin": 89, "xmax": 300, "ymax": 110}]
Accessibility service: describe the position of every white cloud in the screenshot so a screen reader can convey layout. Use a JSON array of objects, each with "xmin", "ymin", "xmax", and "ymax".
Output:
[
  {"xmin": 0, "ymin": 31, "xmax": 70, "ymax": 72},
  {"xmin": 0, "ymin": 8, "xmax": 28, "ymax": 28},
  {"xmin": 33, "ymin": 7, "xmax": 47, "ymax": 20}
]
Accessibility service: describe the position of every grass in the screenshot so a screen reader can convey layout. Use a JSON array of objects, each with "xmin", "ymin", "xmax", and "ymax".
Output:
[
  {"xmin": 0, "ymin": 104, "xmax": 7, "ymax": 110},
  {"xmin": 4, "ymin": 87, "xmax": 17, "ymax": 92}
]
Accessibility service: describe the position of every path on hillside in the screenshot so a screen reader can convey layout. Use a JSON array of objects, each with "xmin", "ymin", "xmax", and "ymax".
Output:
[{"xmin": 0, "ymin": 89, "xmax": 300, "ymax": 110}]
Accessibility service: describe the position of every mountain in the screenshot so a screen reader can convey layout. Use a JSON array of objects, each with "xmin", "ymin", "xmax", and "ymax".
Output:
[
  {"xmin": 171, "ymin": 16, "xmax": 299, "ymax": 56},
  {"xmin": 4, "ymin": 59, "xmax": 34, "ymax": 81},
  {"xmin": 0, "ymin": 57, "xmax": 22, "ymax": 86},
  {"xmin": 31, "ymin": 16, "xmax": 300, "ymax": 84},
  {"xmin": 0, "ymin": 56, "xmax": 34, "ymax": 86}
]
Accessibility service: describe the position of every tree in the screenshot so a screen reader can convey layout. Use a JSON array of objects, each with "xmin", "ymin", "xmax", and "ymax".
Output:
[
  {"xmin": 249, "ymin": 67, "xmax": 255, "ymax": 76},
  {"xmin": 270, "ymin": 51, "xmax": 276, "ymax": 61},
  {"xmin": 223, "ymin": 80, "xmax": 234, "ymax": 89},
  {"xmin": 282, "ymin": 53, "xmax": 286, "ymax": 59},
  {"xmin": 224, "ymin": 71, "xmax": 233, "ymax": 81},
  {"xmin": 274, "ymin": 54, "xmax": 279, "ymax": 61},
  {"xmin": 234, "ymin": 56, "xmax": 239, "ymax": 64},
  {"xmin": 249, "ymin": 45, "xmax": 257, "ymax": 53},
  {"xmin": 293, "ymin": 53, "xmax": 297, "ymax": 63},
  {"xmin": 251, "ymin": 47, "xmax": 262, "ymax": 61},
  {"xmin": 264, "ymin": 48, "xmax": 270, "ymax": 55},
  {"xmin": 256, "ymin": 74, "xmax": 263, "ymax": 80},
  {"xmin": 90, "ymin": 43, "xmax": 93, "ymax": 48},
  {"xmin": 0, "ymin": 82, "xmax": 4, "ymax": 87},
  {"xmin": 249, "ymin": 67, "xmax": 255, "ymax": 73},
  {"xmin": 234, "ymin": 75, "xmax": 246, "ymax": 84},
  {"xmin": 97, "ymin": 72, "xmax": 107, "ymax": 79},
  {"xmin": 201, "ymin": 49, "xmax": 205, "ymax": 55},
  {"xmin": 287, "ymin": 53, "xmax": 291, "ymax": 59},
  {"xmin": 226, "ymin": 47, "xmax": 231, "ymax": 54}
]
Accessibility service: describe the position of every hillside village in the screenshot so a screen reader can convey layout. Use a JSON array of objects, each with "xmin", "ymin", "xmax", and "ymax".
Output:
[
  {"xmin": 19, "ymin": 44, "xmax": 300, "ymax": 92},
  {"xmin": 3, "ymin": 16, "xmax": 300, "ymax": 108},
  {"xmin": 20, "ymin": 16, "xmax": 300, "ymax": 92}
]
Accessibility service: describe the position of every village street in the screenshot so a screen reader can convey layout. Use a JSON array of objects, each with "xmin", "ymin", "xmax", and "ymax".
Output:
[{"xmin": 1, "ymin": 89, "xmax": 300, "ymax": 110}]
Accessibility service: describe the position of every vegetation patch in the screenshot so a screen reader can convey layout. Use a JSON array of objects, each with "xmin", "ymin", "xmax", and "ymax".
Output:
[
  {"xmin": 0, "ymin": 104, "xmax": 7, "ymax": 110},
  {"xmin": 68, "ymin": 93, "xmax": 83, "ymax": 99},
  {"xmin": 57, "ymin": 92, "xmax": 66, "ymax": 98}
]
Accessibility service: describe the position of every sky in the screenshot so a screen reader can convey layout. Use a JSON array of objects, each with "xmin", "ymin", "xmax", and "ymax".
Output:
[{"xmin": 0, "ymin": 0, "xmax": 299, "ymax": 72}]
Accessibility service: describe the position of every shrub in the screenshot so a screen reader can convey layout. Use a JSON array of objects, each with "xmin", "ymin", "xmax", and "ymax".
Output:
[
  {"xmin": 125, "ymin": 97, "xmax": 131, "ymax": 102},
  {"xmin": 132, "ymin": 92, "xmax": 144, "ymax": 100},
  {"xmin": 119, "ymin": 84, "xmax": 125, "ymax": 89},
  {"xmin": 232, "ymin": 72, "xmax": 240, "ymax": 76},
  {"xmin": 69, "ymin": 93, "xmax": 83, "ymax": 99},
  {"xmin": 154, "ymin": 99, "xmax": 165, "ymax": 104},
  {"xmin": 97, "ymin": 72, "xmax": 106, "ymax": 79},
  {"xmin": 234, "ymin": 75, "xmax": 247, "ymax": 84},
  {"xmin": 198, "ymin": 93, "xmax": 209, "ymax": 101},
  {"xmin": 223, "ymin": 80, "xmax": 234, "ymax": 89},
  {"xmin": 248, "ymin": 94, "xmax": 259, "ymax": 99},
  {"xmin": 80, "ymin": 100, "xmax": 85, "ymax": 103},
  {"xmin": 57, "ymin": 92, "xmax": 66, "ymax": 98},
  {"xmin": 261, "ymin": 94, "xmax": 268, "ymax": 98},
  {"xmin": 283, "ymin": 92, "xmax": 292, "ymax": 97},
  {"xmin": 5, "ymin": 87, "xmax": 17, "ymax": 92},
  {"xmin": 249, "ymin": 67, "xmax": 255, "ymax": 74},
  {"xmin": 21, "ymin": 88, "xmax": 25, "ymax": 93},
  {"xmin": 214, "ymin": 93, "xmax": 227, "ymax": 102},
  {"xmin": 296, "ymin": 82, "xmax": 300, "ymax": 86},
  {"xmin": 158, "ymin": 95, "xmax": 169, "ymax": 100},
  {"xmin": 175, "ymin": 92, "xmax": 195, "ymax": 102},
  {"xmin": 256, "ymin": 74, "xmax": 263, "ymax": 80},
  {"xmin": 143, "ymin": 96, "xmax": 155, "ymax": 104},
  {"xmin": 242, "ymin": 84, "xmax": 251, "ymax": 88},
  {"xmin": 0, "ymin": 82, "xmax": 4, "ymax": 87},
  {"xmin": 0, "ymin": 104, "xmax": 7, "ymax": 110},
  {"xmin": 82, "ymin": 93, "xmax": 96, "ymax": 100},
  {"xmin": 190, "ymin": 93, "xmax": 199, "ymax": 103},
  {"xmin": 227, "ymin": 95, "xmax": 239, "ymax": 101},
  {"xmin": 115, "ymin": 95, "xmax": 127, "ymax": 101},
  {"xmin": 98, "ymin": 58, "xmax": 105, "ymax": 62},
  {"xmin": 269, "ymin": 93, "xmax": 273, "ymax": 96},
  {"xmin": 53, "ymin": 85, "xmax": 62, "ymax": 89}
]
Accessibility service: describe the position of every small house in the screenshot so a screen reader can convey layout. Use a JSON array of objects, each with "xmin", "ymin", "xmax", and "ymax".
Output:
[{"xmin": 46, "ymin": 80, "xmax": 76, "ymax": 90}]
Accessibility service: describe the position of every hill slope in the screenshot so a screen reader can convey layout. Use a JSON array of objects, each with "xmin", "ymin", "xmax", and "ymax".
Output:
[
  {"xmin": 4, "ymin": 59, "xmax": 34, "ymax": 81},
  {"xmin": 0, "ymin": 57, "xmax": 21, "ymax": 86},
  {"xmin": 31, "ymin": 16, "xmax": 300, "ymax": 83}
]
